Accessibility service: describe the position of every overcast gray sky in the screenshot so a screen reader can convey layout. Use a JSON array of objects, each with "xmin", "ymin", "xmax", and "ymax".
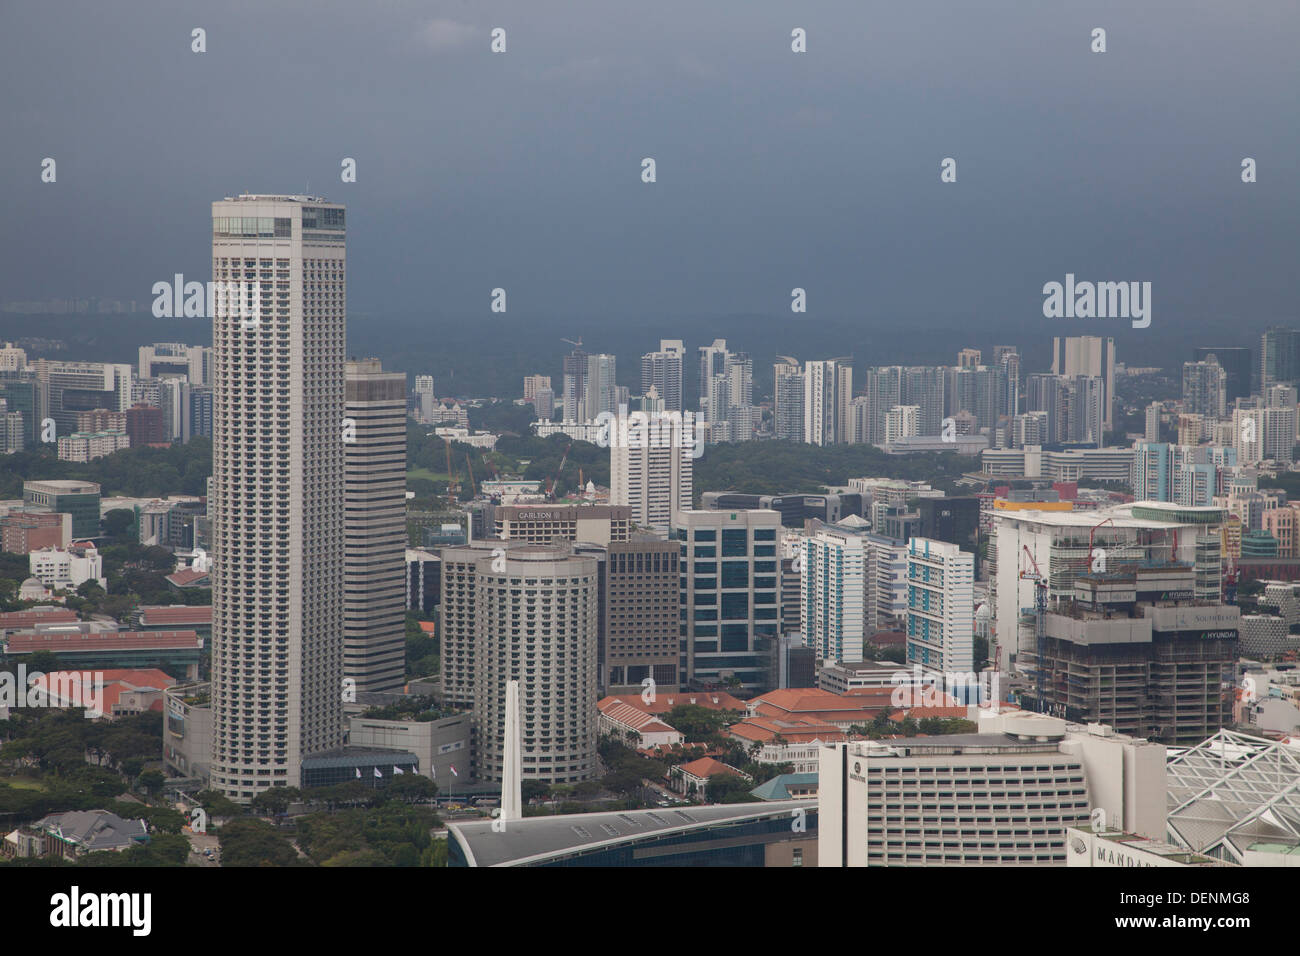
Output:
[{"xmin": 1, "ymin": 0, "xmax": 1296, "ymax": 327}]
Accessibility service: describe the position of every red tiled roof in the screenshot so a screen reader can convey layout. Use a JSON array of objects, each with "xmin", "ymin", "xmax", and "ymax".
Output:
[
  {"xmin": 598, "ymin": 691, "xmax": 747, "ymax": 717},
  {"xmin": 598, "ymin": 698, "xmax": 681, "ymax": 735},
  {"xmin": 0, "ymin": 609, "xmax": 79, "ymax": 628},
  {"xmin": 136, "ymin": 605, "xmax": 212, "ymax": 626},
  {"xmin": 677, "ymin": 757, "xmax": 743, "ymax": 780},
  {"xmin": 7, "ymin": 630, "xmax": 202, "ymax": 654},
  {"xmin": 31, "ymin": 669, "xmax": 176, "ymax": 714},
  {"xmin": 728, "ymin": 714, "xmax": 845, "ymax": 744},
  {"xmin": 165, "ymin": 569, "xmax": 209, "ymax": 586},
  {"xmin": 888, "ymin": 705, "xmax": 969, "ymax": 721}
]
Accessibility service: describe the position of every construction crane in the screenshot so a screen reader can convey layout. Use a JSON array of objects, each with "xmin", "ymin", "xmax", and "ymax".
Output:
[
  {"xmin": 444, "ymin": 437, "xmax": 457, "ymax": 504},
  {"xmin": 561, "ymin": 336, "xmax": 583, "ymax": 349},
  {"xmin": 465, "ymin": 452, "xmax": 476, "ymax": 499},
  {"xmin": 546, "ymin": 442, "xmax": 573, "ymax": 500},
  {"xmin": 1019, "ymin": 545, "xmax": 1048, "ymax": 714},
  {"xmin": 1086, "ymin": 517, "xmax": 1116, "ymax": 575}
]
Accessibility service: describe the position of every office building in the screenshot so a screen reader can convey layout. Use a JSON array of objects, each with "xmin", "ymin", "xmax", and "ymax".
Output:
[
  {"xmin": 701, "ymin": 491, "xmax": 864, "ymax": 529},
  {"xmin": 1260, "ymin": 327, "xmax": 1300, "ymax": 389},
  {"xmin": 0, "ymin": 370, "xmax": 38, "ymax": 446},
  {"xmin": 208, "ymin": 195, "xmax": 348, "ymax": 800},
  {"xmin": 344, "ymin": 358, "xmax": 408, "ymax": 694},
  {"xmin": 674, "ymin": 509, "xmax": 781, "ymax": 692},
  {"xmin": 23, "ymin": 480, "xmax": 101, "ymax": 540},
  {"xmin": 139, "ymin": 343, "xmax": 210, "ymax": 385},
  {"xmin": 603, "ymin": 537, "xmax": 681, "ymax": 695},
  {"xmin": 32, "ymin": 359, "xmax": 133, "ymax": 434}
]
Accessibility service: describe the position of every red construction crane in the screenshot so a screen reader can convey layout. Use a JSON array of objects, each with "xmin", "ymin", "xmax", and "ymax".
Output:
[{"xmin": 1087, "ymin": 517, "xmax": 1116, "ymax": 574}]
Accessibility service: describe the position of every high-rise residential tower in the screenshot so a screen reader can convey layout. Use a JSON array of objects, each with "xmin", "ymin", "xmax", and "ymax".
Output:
[
  {"xmin": 344, "ymin": 358, "xmax": 408, "ymax": 693},
  {"xmin": 1052, "ymin": 335, "xmax": 1115, "ymax": 431},
  {"xmin": 209, "ymin": 195, "xmax": 347, "ymax": 800},
  {"xmin": 641, "ymin": 340, "xmax": 685, "ymax": 412},
  {"xmin": 905, "ymin": 537, "xmax": 974, "ymax": 674},
  {"xmin": 610, "ymin": 414, "xmax": 694, "ymax": 533},
  {"xmin": 773, "ymin": 357, "xmax": 804, "ymax": 441}
]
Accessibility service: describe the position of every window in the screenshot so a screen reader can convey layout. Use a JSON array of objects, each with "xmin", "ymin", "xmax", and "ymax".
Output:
[
  {"xmin": 721, "ymin": 592, "xmax": 749, "ymax": 619},
  {"xmin": 720, "ymin": 561, "xmax": 748, "ymax": 589}
]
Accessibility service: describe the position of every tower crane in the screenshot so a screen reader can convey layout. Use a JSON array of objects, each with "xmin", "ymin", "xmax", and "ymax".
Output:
[{"xmin": 1019, "ymin": 545, "xmax": 1048, "ymax": 713}]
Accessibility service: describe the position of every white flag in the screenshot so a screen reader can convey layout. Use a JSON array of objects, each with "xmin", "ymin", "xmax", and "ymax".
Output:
[
  {"xmin": 354, "ymin": 768, "xmax": 361, "ymax": 779},
  {"xmin": 393, "ymin": 766, "xmax": 405, "ymax": 775},
  {"xmin": 374, "ymin": 767, "xmax": 382, "ymax": 779}
]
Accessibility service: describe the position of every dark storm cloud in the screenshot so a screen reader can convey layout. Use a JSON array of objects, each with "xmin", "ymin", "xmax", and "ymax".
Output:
[{"xmin": 0, "ymin": 0, "xmax": 1296, "ymax": 329}]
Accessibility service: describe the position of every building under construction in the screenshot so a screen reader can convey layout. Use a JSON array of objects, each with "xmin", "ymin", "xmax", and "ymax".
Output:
[{"xmin": 1020, "ymin": 564, "xmax": 1237, "ymax": 746}]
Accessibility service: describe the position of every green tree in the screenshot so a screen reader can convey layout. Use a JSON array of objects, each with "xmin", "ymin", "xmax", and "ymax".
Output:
[
  {"xmin": 138, "ymin": 769, "xmax": 166, "ymax": 795},
  {"xmin": 219, "ymin": 819, "xmax": 302, "ymax": 867}
]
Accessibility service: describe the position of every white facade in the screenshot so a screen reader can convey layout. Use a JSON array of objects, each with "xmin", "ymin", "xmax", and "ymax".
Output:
[
  {"xmin": 904, "ymin": 537, "xmax": 974, "ymax": 673},
  {"xmin": 56, "ymin": 430, "xmax": 129, "ymax": 462},
  {"xmin": 209, "ymin": 195, "xmax": 347, "ymax": 801},
  {"xmin": 819, "ymin": 716, "xmax": 1166, "ymax": 867},
  {"xmin": 884, "ymin": 405, "xmax": 920, "ymax": 445},
  {"xmin": 610, "ymin": 420, "xmax": 693, "ymax": 534},
  {"xmin": 139, "ymin": 343, "xmax": 209, "ymax": 385},
  {"xmin": 29, "ymin": 545, "xmax": 105, "ymax": 590},
  {"xmin": 802, "ymin": 524, "xmax": 867, "ymax": 664}
]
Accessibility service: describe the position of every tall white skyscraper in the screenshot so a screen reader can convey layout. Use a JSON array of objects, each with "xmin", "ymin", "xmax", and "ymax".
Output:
[
  {"xmin": 803, "ymin": 522, "xmax": 867, "ymax": 664},
  {"xmin": 345, "ymin": 358, "xmax": 408, "ymax": 693},
  {"xmin": 209, "ymin": 195, "xmax": 347, "ymax": 801},
  {"xmin": 610, "ymin": 413, "xmax": 694, "ymax": 533},
  {"xmin": 905, "ymin": 537, "xmax": 974, "ymax": 674},
  {"xmin": 641, "ymin": 339, "xmax": 685, "ymax": 412},
  {"xmin": 804, "ymin": 359, "xmax": 851, "ymax": 445}
]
